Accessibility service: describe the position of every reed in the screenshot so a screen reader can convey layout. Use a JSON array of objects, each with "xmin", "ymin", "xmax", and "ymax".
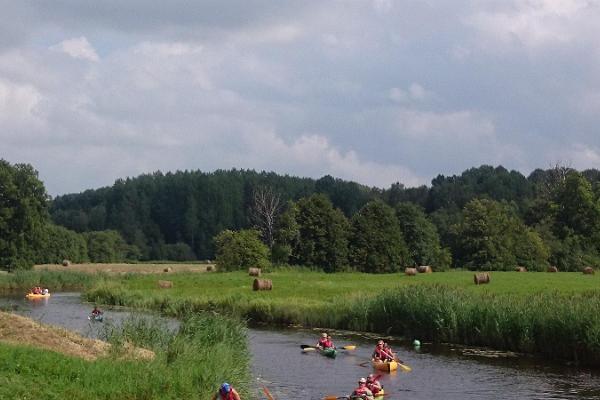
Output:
[
  {"xmin": 0, "ymin": 270, "xmax": 98, "ymax": 293},
  {"xmin": 0, "ymin": 312, "xmax": 251, "ymax": 399},
  {"xmin": 84, "ymin": 270, "xmax": 600, "ymax": 366}
]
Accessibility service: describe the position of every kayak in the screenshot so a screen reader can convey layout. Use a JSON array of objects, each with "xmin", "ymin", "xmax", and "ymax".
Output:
[
  {"xmin": 320, "ymin": 348, "xmax": 337, "ymax": 358},
  {"xmin": 25, "ymin": 292, "xmax": 50, "ymax": 299},
  {"xmin": 88, "ymin": 314, "xmax": 104, "ymax": 322},
  {"xmin": 374, "ymin": 389, "xmax": 385, "ymax": 398},
  {"xmin": 372, "ymin": 360, "xmax": 398, "ymax": 372}
]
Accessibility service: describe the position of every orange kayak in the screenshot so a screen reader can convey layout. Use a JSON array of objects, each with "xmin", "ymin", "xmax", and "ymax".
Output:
[{"xmin": 25, "ymin": 292, "xmax": 51, "ymax": 299}]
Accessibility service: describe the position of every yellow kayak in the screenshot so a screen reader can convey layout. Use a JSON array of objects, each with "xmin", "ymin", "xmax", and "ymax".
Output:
[
  {"xmin": 374, "ymin": 389, "xmax": 385, "ymax": 398},
  {"xmin": 372, "ymin": 360, "xmax": 398, "ymax": 372},
  {"xmin": 25, "ymin": 292, "xmax": 51, "ymax": 299}
]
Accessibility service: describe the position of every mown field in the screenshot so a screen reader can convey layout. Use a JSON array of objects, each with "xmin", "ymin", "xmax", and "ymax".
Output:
[
  {"xmin": 34, "ymin": 262, "xmax": 212, "ymax": 275},
  {"xmin": 83, "ymin": 269, "xmax": 600, "ymax": 366}
]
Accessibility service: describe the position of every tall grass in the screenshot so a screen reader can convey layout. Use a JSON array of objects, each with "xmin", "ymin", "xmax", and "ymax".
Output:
[
  {"xmin": 0, "ymin": 312, "xmax": 251, "ymax": 399},
  {"xmin": 85, "ymin": 273, "xmax": 600, "ymax": 366},
  {"xmin": 0, "ymin": 270, "xmax": 99, "ymax": 293}
]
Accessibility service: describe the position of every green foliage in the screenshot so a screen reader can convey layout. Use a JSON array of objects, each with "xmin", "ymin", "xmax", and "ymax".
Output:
[
  {"xmin": 214, "ymin": 229, "xmax": 270, "ymax": 271},
  {"xmin": 84, "ymin": 230, "xmax": 138, "ymax": 263},
  {"xmin": 35, "ymin": 224, "xmax": 89, "ymax": 264},
  {"xmin": 292, "ymin": 194, "xmax": 350, "ymax": 272},
  {"xmin": 396, "ymin": 202, "xmax": 451, "ymax": 270},
  {"xmin": 349, "ymin": 201, "xmax": 408, "ymax": 273},
  {"xmin": 458, "ymin": 199, "xmax": 548, "ymax": 270},
  {"xmin": 156, "ymin": 242, "xmax": 196, "ymax": 261},
  {"xmin": 0, "ymin": 160, "xmax": 49, "ymax": 270}
]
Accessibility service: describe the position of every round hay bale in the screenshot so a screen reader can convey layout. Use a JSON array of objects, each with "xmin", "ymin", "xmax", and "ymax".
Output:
[
  {"xmin": 583, "ymin": 267, "xmax": 595, "ymax": 275},
  {"xmin": 163, "ymin": 267, "xmax": 173, "ymax": 273},
  {"xmin": 474, "ymin": 272, "xmax": 490, "ymax": 285},
  {"xmin": 206, "ymin": 265, "xmax": 213, "ymax": 272},
  {"xmin": 248, "ymin": 267, "xmax": 261, "ymax": 277},
  {"xmin": 547, "ymin": 266, "xmax": 558, "ymax": 273},
  {"xmin": 405, "ymin": 267, "xmax": 417, "ymax": 276},
  {"xmin": 253, "ymin": 278, "xmax": 272, "ymax": 291},
  {"xmin": 417, "ymin": 265, "xmax": 432, "ymax": 274},
  {"xmin": 515, "ymin": 266, "xmax": 527, "ymax": 272},
  {"xmin": 157, "ymin": 280, "xmax": 173, "ymax": 289},
  {"xmin": 62, "ymin": 259, "xmax": 71, "ymax": 267}
]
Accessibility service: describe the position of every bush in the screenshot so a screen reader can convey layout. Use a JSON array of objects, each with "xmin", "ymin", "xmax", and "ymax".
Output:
[{"xmin": 214, "ymin": 229, "xmax": 270, "ymax": 271}]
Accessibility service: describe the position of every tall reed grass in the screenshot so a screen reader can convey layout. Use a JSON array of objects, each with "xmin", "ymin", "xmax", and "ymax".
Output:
[{"xmin": 0, "ymin": 270, "xmax": 98, "ymax": 293}]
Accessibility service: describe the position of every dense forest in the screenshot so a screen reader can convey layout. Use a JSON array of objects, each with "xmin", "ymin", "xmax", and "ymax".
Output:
[{"xmin": 3, "ymin": 158, "xmax": 600, "ymax": 272}]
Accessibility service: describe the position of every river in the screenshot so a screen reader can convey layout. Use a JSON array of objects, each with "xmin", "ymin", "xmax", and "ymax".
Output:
[{"xmin": 1, "ymin": 293, "xmax": 599, "ymax": 399}]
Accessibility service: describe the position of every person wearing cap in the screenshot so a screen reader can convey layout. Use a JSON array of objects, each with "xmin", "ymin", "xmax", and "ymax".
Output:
[
  {"xmin": 316, "ymin": 332, "xmax": 335, "ymax": 349},
  {"xmin": 350, "ymin": 377, "xmax": 374, "ymax": 400},
  {"xmin": 371, "ymin": 340, "xmax": 394, "ymax": 362},
  {"xmin": 211, "ymin": 382, "xmax": 241, "ymax": 400},
  {"xmin": 366, "ymin": 374, "xmax": 382, "ymax": 396}
]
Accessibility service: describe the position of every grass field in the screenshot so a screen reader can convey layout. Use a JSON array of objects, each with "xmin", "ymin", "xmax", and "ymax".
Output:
[
  {"xmin": 84, "ymin": 269, "xmax": 600, "ymax": 366},
  {"xmin": 34, "ymin": 262, "xmax": 213, "ymax": 275}
]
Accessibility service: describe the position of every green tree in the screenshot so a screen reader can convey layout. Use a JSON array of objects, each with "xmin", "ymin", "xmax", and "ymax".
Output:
[
  {"xmin": 84, "ymin": 230, "xmax": 133, "ymax": 263},
  {"xmin": 214, "ymin": 229, "xmax": 270, "ymax": 271},
  {"xmin": 396, "ymin": 202, "xmax": 451, "ymax": 270},
  {"xmin": 0, "ymin": 160, "xmax": 49, "ymax": 270},
  {"xmin": 271, "ymin": 202, "xmax": 300, "ymax": 264},
  {"xmin": 293, "ymin": 194, "xmax": 350, "ymax": 272},
  {"xmin": 349, "ymin": 201, "xmax": 408, "ymax": 273},
  {"xmin": 36, "ymin": 224, "xmax": 88, "ymax": 264}
]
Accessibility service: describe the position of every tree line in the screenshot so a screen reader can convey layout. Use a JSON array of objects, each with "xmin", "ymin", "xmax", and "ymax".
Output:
[{"xmin": 3, "ymin": 159, "xmax": 600, "ymax": 272}]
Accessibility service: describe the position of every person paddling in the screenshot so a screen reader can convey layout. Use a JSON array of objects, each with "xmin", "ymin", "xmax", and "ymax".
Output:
[
  {"xmin": 366, "ymin": 374, "xmax": 382, "ymax": 396},
  {"xmin": 317, "ymin": 332, "xmax": 335, "ymax": 349},
  {"xmin": 350, "ymin": 377, "xmax": 374, "ymax": 400},
  {"xmin": 372, "ymin": 340, "xmax": 394, "ymax": 362},
  {"xmin": 212, "ymin": 382, "xmax": 241, "ymax": 400},
  {"xmin": 91, "ymin": 306, "xmax": 102, "ymax": 316}
]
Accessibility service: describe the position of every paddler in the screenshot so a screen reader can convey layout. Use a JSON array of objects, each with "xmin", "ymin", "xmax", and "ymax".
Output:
[
  {"xmin": 350, "ymin": 377, "xmax": 374, "ymax": 400},
  {"xmin": 91, "ymin": 306, "xmax": 102, "ymax": 317},
  {"xmin": 371, "ymin": 340, "xmax": 394, "ymax": 362},
  {"xmin": 366, "ymin": 374, "xmax": 382, "ymax": 396},
  {"xmin": 211, "ymin": 382, "xmax": 241, "ymax": 400},
  {"xmin": 316, "ymin": 332, "xmax": 335, "ymax": 349}
]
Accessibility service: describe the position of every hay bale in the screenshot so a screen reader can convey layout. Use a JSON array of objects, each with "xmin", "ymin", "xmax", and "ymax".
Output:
[
  {"xmin": 252, "ymin": 278, "xmax": 272, "ymax": 291},
  {"xmin": 163, "ymin": 267, "xmax": 173, "ymax": 273},
  {"xmin": 206, "ymin": 265, "xmax": 213, "ymax": 272},
  {"xmin": 583, "ymin": 267, "xmax": 595, "ymax": 275},
  {"xmin": 515, "ymin": 266, "xmax": 527, "ymax": 272},
  {"xmin": 405, "ymin": 267, "xmax": 417, "ymax": 276},
  {"xmin": 157, "ymin": 280, "xmax": 173, "ymax": 289},
  {"xmin": 474, "ymin": 272, "xmax": 490, "ymax": 285},
  {"xmin": 248, "ymin": 267, "xmax": 261, "ymax": 277},
  {"xmin": 547, "ymin": 266, "xmax": 558, "ymax": 273},
  {"xmin": 417, "ymin": 265, "xmax": 432, "ymax": 274},
  {"xmin": 62, "ymin": 259, "xmax": 71, "ymax": 267}
]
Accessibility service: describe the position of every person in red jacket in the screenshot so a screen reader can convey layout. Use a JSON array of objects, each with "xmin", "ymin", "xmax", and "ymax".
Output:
[
  {"xmin": 366, "ymin": 374, "xmax": 382, "ymax": 395},
  {"xmin": 371, "ymin": 340, "xmax": 394, "ymax": 362},
  {"xmin": 350, "ymin": 377, "xmax": 374, "ymax": 400},
  {"xmin": 316, "ymin": 332, "xmax": 335, "ymax": 349},
  {"xmin": 212, "ymin": 383, "xmax": 241, "ymax": 400}
]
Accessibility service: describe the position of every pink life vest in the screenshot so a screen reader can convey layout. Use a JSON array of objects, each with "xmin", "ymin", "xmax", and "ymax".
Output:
[{"xmin": 220, "ymin": 389, "xmax": 235, "ymax": 400}]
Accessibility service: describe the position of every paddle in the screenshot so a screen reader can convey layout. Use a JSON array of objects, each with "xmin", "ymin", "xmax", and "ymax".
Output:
[
  {"xmin": 301, "ymin": 344, "xmax": 356, "ymax": 350},
  {"xmin": 262, "ymin": 385, "xmax": 275, "ymax": 400},
  {"xmin": 323, "ymin": 396, "xmax": 349, "ymax": 400}
]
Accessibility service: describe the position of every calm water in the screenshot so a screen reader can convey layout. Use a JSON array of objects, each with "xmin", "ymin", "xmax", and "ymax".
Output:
[{"xmin": 2, "ymin": 293, "xmax": 600, "ymax": 399}]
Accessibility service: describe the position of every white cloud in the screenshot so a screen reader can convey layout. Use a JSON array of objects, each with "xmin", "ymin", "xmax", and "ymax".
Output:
[
  {"xmin": 51, "ymin": 36, "xmax": 99, "ymax": 62},
  {"xmin": 394, "ymin": 109, "xmax": 495, "ymax": 140},
  {"xmin": 389, "ymin": 83, "xmax": 433, "ymax": 103}
]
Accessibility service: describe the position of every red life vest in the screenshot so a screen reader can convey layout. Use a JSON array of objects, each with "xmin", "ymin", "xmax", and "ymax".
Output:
[
  {"xmin": 367, "ymin": 382, "xmax": 381, "ymax": 394},
  {"xmin": 353, "ymin": 385, "xmax": 370, "ymax": 398},
  {"xmin": 319, "ymin": 338, "xmax": 334, "ymax": 348},
  {"xmin": 219, "ymin": 389, "xmax": 235, "ymax": 400},
  {"xmin": 373, "ymin": 347, "xmax": 391, "ymax": 360}
]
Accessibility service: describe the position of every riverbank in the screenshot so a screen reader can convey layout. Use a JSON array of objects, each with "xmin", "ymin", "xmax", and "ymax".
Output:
[
  {"xmin": 0, "ymin": 309, "xmax": 252, "ymax": 399},
  {"xmin": 84, "ymin": 270, "xmax": 600, "ymax": 367}
]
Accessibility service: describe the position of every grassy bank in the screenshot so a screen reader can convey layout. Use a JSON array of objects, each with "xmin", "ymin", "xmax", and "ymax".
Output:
[
  {"xmin": 0, "ymin": 270, "xmax": 99, "ymax": 293},
  {"xmin": 0, "ymin": 312, "xmax": 251, "ymax": 399},
  {"xmin": 85, "ymin": 270, "xmax": 600, "ymax": 366}
]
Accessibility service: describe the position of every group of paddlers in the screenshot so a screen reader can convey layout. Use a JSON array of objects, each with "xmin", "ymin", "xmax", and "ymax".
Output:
[
  {"xmin": 29, "ymin": 287, "xmax": 49, "ymax": 295},
  {"xmin": 214, "ymin": 335, "xmax": 402, "ymax": 399}
]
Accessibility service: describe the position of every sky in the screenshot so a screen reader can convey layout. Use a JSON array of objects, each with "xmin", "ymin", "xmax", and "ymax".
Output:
[{"xmin": 1, "ymin": 0, "xmax": 600, "ymax": 196}]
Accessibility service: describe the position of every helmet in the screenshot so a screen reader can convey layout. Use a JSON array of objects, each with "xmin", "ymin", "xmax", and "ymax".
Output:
[
  {"xmin": 359, "ymin": 377, "xmax": 367, "ymax": 384},
  {"xmin": 322, "ymin": 333, "xmax": 328, "ymax": 337},
  {"xmin": 220, "ymin": 383, "xmax": 231, "ymax": 393}
]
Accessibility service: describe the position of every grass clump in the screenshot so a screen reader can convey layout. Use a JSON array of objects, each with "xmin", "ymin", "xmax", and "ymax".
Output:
[{"xmin": 0, "ymin": 270, "xmax": 99, "ymax": 293}]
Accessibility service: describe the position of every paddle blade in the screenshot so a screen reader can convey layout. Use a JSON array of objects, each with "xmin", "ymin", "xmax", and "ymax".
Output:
[
  {"xmin": 341, "ymin": 345, "xmax": 356, "ymax": 350},
  {"xmin": 302, "ymin": 347, "xmax": 317, "ymax": 352},
  {"xmin": 399, "ymin": 363, "xmax": 412, "ymax": 372},
  {"xmin": 323, "ymin": 396, "xmax": 348, "ymax": 400},
  {"xmin": 262, "ymin": 385, "xmax": 274, "ymax": 400},
  {"xmin": 300, "ymin": 345, "xmax": 316, "ymax": 349}
]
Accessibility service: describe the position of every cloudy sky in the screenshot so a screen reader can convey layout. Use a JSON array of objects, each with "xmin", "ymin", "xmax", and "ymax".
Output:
[{"xmin": 1, "ymin": 0, "xmax": 600, "ymax": 196}]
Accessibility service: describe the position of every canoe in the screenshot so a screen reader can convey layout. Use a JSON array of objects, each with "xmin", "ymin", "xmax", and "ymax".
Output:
[
  {"xmin": 374, "ymin": 389, "xmax": 385, "ymax": 398},
  {"xmin": 320, "ymin": 348, "xmax": 337, "ymax": 358},
  {"xmin": 25, "ymin": 292, "xmax": 50, "ymax": 299},
  {"xmin": 372, "ymin": 360, "xmax": 398, "ymax": 372}
]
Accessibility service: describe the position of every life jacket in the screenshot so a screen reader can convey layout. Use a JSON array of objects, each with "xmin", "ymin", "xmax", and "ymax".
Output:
[
  {"xmin": 352, "ymin": 385, "xmax": 371, "ymax": 399},
  {"xmin": 367, "ymin": 381, "xmax": 381, "ymax": 394},
  {"xmin": 373, "ymin": 347, "xmax": 391, "ymax": 360},
  {"xmin": 219, "ymin": 389, "xmax": 235, "ymax": 400},
  {"xmin": 319, "ymin": 338, "xmax": 333, "ymax": 348}
]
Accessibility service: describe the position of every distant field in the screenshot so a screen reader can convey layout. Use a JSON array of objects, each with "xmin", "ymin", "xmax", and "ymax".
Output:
[{"xmin": 34, "ymin": 263, "xmax": 214, "ymax": 275}]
